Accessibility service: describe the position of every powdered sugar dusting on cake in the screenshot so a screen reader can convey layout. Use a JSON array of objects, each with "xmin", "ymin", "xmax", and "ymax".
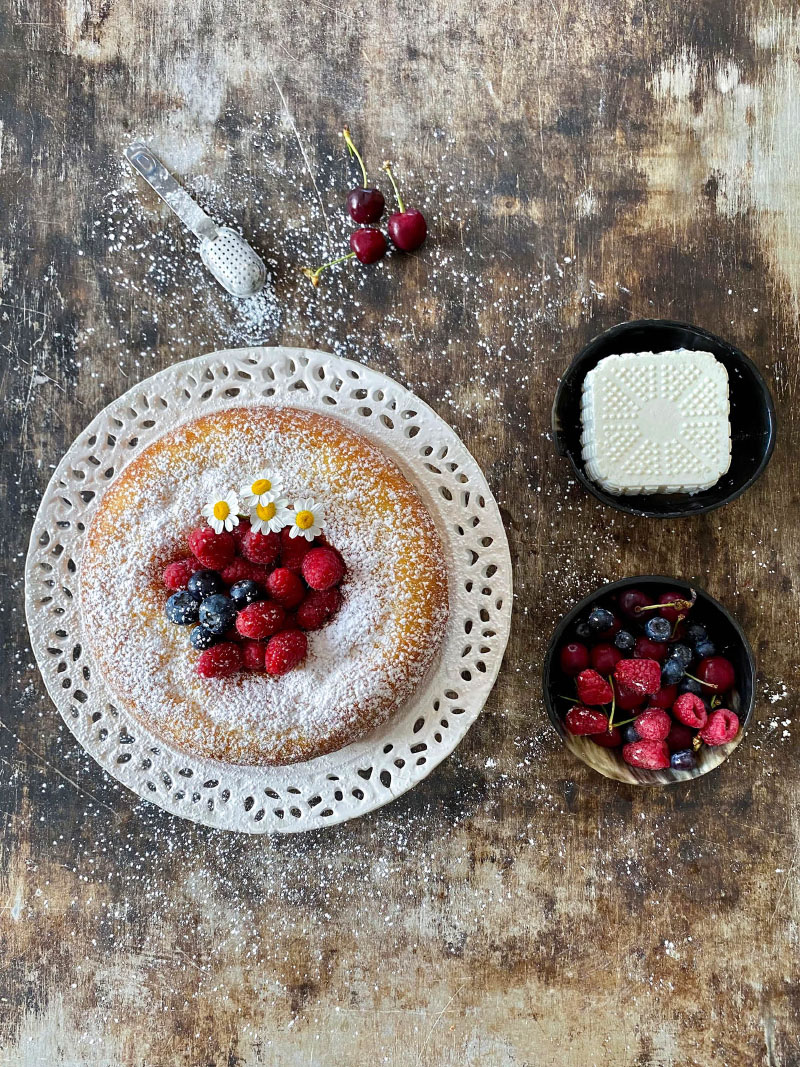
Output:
[{"xmin": 80, "ymin": 406, "xmax": 449, "ymax": 764}]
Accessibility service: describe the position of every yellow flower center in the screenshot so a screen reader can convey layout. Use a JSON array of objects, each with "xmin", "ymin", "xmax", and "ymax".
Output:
[
  {"xmin": 295, "ymin": 509, "xmax": 314, "ymax": 530},
  {"xmin": 213, "ymin": 501, "xmax": 230, "ymax": 521},
  {"xmin": 252, "ymin": 477, "xmax": 271, "ymax": 495},
  {"xmin": 256, "ymin": 501, "xmax": 276, "ymax": 521}
]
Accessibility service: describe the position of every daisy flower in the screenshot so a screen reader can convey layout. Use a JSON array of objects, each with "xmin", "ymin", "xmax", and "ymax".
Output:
[
  {"xmin": 289, "ymin": 498, "xmax": 325, "ymax": 541},
  {"xmin": 239, "ymin": 469, "xmax": 285, "ymax": 510},
  {"xmin": 249, "ymin": 495, "xmax": 292, "ymax": 535},
  {"xmin": 201, "ymin": 490, "xmax": 241, "ymax": 534}
]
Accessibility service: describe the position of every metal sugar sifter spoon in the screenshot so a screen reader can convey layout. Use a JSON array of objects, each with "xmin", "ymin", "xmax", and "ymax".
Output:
[{"xmin": 124, "ymin": 141, "xmax": 267, "ymax": 298}]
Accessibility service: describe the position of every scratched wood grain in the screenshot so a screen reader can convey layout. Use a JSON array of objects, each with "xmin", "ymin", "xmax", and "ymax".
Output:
[{"xmin": 2, "ymin": 0, "xmax": 799, "ymax": 1064}]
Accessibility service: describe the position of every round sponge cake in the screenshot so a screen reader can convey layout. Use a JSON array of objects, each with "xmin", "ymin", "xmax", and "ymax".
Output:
[{"xmin": 80, "ymin": 406, "xmax": 449, "ymax": 765}]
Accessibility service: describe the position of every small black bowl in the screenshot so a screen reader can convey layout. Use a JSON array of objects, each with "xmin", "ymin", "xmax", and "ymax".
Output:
[
  {"xmin": 543, "ymin": 576, "xmax": 756, "ymax": 785},
  {"xmin": 552, "ymin": 319, "xmax": 777, "ymax": 517}
]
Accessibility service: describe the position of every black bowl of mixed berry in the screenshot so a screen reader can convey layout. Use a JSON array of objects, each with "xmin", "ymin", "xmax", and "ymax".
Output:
[{"xmin": 543, "ymin": 576, "xmax": 755, "ymax": 784}]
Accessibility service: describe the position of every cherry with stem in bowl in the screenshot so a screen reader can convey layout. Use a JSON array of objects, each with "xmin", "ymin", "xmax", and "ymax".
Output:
[
  {"xmin": 383, "ymin": 161, "xmax": 427, "ymax": 252},
  {"xmin": 343, "ymin": 127, "xmax": 385, "ymax": 224}
]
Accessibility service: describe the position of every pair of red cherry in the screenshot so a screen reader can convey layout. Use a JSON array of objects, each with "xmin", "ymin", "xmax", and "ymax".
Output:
[{"xmin": 303, "ymin": 128, "xmax": 427, "ymax": 286}]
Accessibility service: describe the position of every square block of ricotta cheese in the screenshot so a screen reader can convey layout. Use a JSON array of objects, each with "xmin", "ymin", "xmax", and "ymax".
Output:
[{"xmin": 580, "ymin": 349, "xmax": 731, "ymax": 495}]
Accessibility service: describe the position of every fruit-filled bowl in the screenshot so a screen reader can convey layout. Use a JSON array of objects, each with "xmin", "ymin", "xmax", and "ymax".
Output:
[
  {"xmin": 552, "ymin": 319, "xmax": 777, "ymax": 518},
  {"xmin": 543, "ymin": 575, "xmax": 756, "ymax": 785}
]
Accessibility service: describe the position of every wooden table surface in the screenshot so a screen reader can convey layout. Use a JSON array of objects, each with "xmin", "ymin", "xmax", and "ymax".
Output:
[{"xmin": 2, "ymin": 1, "xmax": 799, "ymax": 1064}]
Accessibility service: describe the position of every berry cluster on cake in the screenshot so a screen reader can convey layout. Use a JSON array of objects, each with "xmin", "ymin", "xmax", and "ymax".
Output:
[{"xmin": 80, "ymin": 407, "xmax": 449, "ymax": 766}]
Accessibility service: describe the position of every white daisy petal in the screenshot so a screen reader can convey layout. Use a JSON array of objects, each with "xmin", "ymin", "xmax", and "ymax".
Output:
[
  {"xmin": 203, "ymin": 490, "xmax": 241, "ymax": 534},
  {"xmin": 249, "ymin": 495, "xmax": 292, "ymax": 535},
  {"xmin": 239, "ymin": 468, "xmax": 285, "ymax": 509},
  {"xmin": 290, "ymin": 498, "xmax": 325, "ymax": 542}
]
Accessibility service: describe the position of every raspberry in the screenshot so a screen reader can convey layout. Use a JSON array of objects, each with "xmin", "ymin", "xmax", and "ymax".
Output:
[
  {"xmin": 615, "ymin": 658, "xmax": 661, "ymax": 696},
  {"xmin": 296, "ymin": 588, "xmax": 341, "ymax": 630},
  {"xmin": 232, "ymin": 517, "xmax": 251, "ymax": 552},
  {"xmin": 576, "ymin": 669, "xmax": 613, "ymax": 706},
  {"xmin": 622, "ymin": 739, "xmax": 670, "ymax": 770},
  {"xmin": 241, "ymin": 529, "xmax": 280, "ymax": 566},
  {"xmin": 264, "ymin": 630, "xmax": 308, "ymax": 676},
  {"xmin": 666, "ymin": 721, "xmax": 695, "ymax": 753},
  {"xmin": 633, "ymin": 708, "xmax": 671, "ymax": 741},
  {"xmin": 699, "ymin": 708, "xmax": 740, "ymax": 746},
  {"xmin": 265, "ymin": 567, "xmax": 306, "ymax": 609},
  {"xmin": 196, "ymin": 641, "xmax": 243, "ymax": 678},
  {"xmin": 220, "ymin": 558, "xmax": 269, "ymax": 587},
  {"xmin": 241, "ymin": 639, "xmax": 266, "ymax": 672},
  {"xmin": 591, "ymin": 727, "xmax": 622, "ymax": 748},
  {"xmin": 188, "ymin": 526, "xmax": 235, "ymax": 570},
  {"xmin": 301, "ymin": 546, "xmax": 345, "ymax": 591},
  {"xmin": 673, "ymin": 692, "xmax": 708, "ymax": 729},
  {"xmin": 279, "ymin": 526, "xmax": 313, "ymax": 572},
  {"xmin": 564, "ymin": 705, "xmax": 609, "ymax": 735},
  {"xmin": 162, "ymin": 558, "xmax": 201, "ymax": 591},
  {"xmin": 235, "ymin": 600, "xmax": 286, "ymax": 640}
]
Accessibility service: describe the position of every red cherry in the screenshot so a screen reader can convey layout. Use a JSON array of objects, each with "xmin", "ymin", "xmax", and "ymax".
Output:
[
  {"xmin": 614, "ymin": 683, "xmax": 646, "ymax": 711},
  {"xmin": 648, "ymin": 684, "xmax": 678, "ymax": 709},
  {"xmin": 559, "ymin": 642, "xmax": 589, "ymax": 676},
  {"xmin": 591, "ymin": 728, "xmax": 622, "ymax": 748},
  {"xmin": 657, "ymin": 591, "xmax": 693, "ymax": 623},
  {"xmin": 346, "ymin": 188, "xmax": 385, "ymax": 224},
  {"xmin": 634, "ymin": 636, "xmax": 668, "ymax": 662},
  {"xmin": 618, "ymin": 589, "xmax": 649, "ymax": 619},
  {"xmin": 349, "ymin": 228, "xmax": 387, "ymax": 264},
  {"xmin": 383, "ymin": 161, "xmax": 427, "ymax": 252},
  {"xmin": 342, "ymin": 127, "xmax": 386, "ymax": 223},
  {"xmin": 666, "ymin": 721, "xmax": 695, "ymax": 753},
  {"xmin": 590, "ymin": 643, "xmax": 622, "ymax": 675},
  {"xmin": 696, "ymin": 656, "xmax": 736, "ymax": 692}
]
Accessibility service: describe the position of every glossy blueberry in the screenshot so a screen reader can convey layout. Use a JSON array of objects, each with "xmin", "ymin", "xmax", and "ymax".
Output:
[
  {"xmin": 694, "ymin": 639, "xmax": 717, "ymax": 658},
  {"xmin": 621, "ymin": 724, "xmax": 640, "ymax": 744},
  {"xmin": 198, "ymin": 593, "xmax": 237, "ymax": 635},
  {"xmin": 229, "ymin": 579, "xmax": 263, "ymax": 608},
  {"xmin": 187, "ymin": 569, "xmax": 225, "ymax": 600},
  {"xmin": 643, "ymin": 616, "xmax": 672, "ymax": 642},
  {"xmin": 575, "ymin": 621, "xmax": 593, "ymax": 640},
  {"xmin": 190, "ymin": 624, "xmax": 219, "ymax": 651},
  {"xmin": 614, "ymin": 630, "xmax": 636, "ymax": 653},
  {"xmin": 668, "ymin": 643, "xmax": 693, "ymax": 668},
  {"xmin": 670, "ymin": 749, "xmax": 697, "ymax": 771},
  {"xmin": 587, "ymin": 607, "xmax": 615, "ymax": 632},
  {"xmin": 685, "ymin": 622, "xmax": 708, "ymax": 646},
  {"xmin": 661, "ymin": 658, "xmax": 684, "ymax": 686},
  {"xmin": 165, "ymin": 590, "xmax": 200, "ymax": 624},
  {"xmin": 678, "ymin": 676, "xmax": 703, "ymax": 696}
]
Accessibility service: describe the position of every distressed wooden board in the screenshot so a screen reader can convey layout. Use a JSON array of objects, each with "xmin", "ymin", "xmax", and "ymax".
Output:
[{"xmin": 1, "ymin": 1, "xmax": 799, "ymax": 1064}]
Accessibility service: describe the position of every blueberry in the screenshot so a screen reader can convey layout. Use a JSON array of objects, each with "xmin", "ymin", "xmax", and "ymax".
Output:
[
  {"xmin": 668, "ymin": 643, "xmax": 693, "ymax": 668},
  {"xmin": 670, "ymin": 749, "xmax": 697, "ymax": 771},
  {"xmin": 686, "ymin": 622, "xmax": 708, "ymax": 646},
  {"xmin": 229, "ymin": 579, "xmax": 262, "ymax": 608},
  {"xmin": 190, "ymin": 625, "xmax": 219, "ymax": 651},
  {"xmin": 614, "ymin": 630, "xmax": 636, "ymax": 653},
  {"xmin": 661, "ymin": 658, "xmax": 684, "ymax": 686},
  {"xmin": 165, "ymin": 590, "xmax": 200, "ymax": 624},
  {"xmin": 588, "ymin": 607, "xmax": 615, "ymax": 632},
  {"xmin": 678, "ymin": 676, "xmax": 703, "ymax": 696},
  {"xmin": 187, "ymin": 569, "xmax": 225, "ymax": 600},
  {"xmin": 575, "ymin": 621, "xmax": 593, "ymax": 640},
  {"xmin": 694, "ymin": 639, "xmax": 717, "ymax": 658},
  {"xmin": 198, "ymin": 593, "xmax": 237, "ymax": 635},
  {"xmin": 621, "ymin": 724, "xmax": 640, "ymax": 744},
  {"xmin": 643, "ymin": 616, "xmax": 672, "ymax": 642}
]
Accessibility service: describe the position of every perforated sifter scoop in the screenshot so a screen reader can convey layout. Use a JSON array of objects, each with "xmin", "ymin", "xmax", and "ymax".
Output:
[{"xmin": 124, "ymin": 141, "xmax": 267, "ymax": 298}]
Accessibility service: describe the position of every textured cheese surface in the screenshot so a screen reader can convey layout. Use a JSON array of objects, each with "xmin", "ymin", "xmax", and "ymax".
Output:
[{"xmin": 580, "ymin": 349, "xmax": 731, "ymax": 495}]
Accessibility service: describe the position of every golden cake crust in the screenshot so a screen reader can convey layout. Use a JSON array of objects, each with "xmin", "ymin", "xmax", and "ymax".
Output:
[{"xmin": 80, "ymin": 406, "xmax": 448, "ymax": 765}]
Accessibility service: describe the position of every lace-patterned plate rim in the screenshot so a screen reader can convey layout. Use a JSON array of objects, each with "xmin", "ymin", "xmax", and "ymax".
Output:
[{"xmin": 25, "ymin": 347, "xmax": 513, "ymax": 834}]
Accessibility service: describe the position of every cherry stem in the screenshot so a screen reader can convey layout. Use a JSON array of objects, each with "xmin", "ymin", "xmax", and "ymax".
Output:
[
  {"xmin": 607, "ymin": 677, "xmax": 617, "ymax": 729},
  {"xmin": 302, "ymin": 252, "xmax": 355, "ymax": 286},
  {"xmin": 343, "ymin": 127, "xmax": 368, "ymax": 187},
  {"xmin": 637, "ymin": 599, "xmax": 692, "ymax": 613},
  {"xmin": 684, "ymin": 671, "xmax": 717, "ymax": 690},
  {"xmin": 382, "ymin": 161, "xmax": 405, "ymax": 213}
]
